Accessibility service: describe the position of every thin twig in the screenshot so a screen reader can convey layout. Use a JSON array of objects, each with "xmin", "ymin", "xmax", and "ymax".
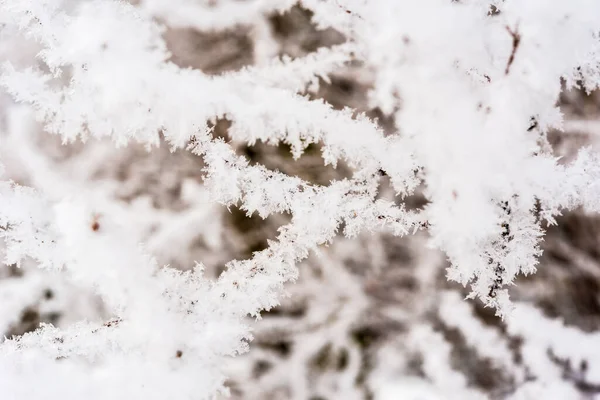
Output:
[{"xmin": 505, "ymin": 25, "xmax": 521, "ymax": 75}]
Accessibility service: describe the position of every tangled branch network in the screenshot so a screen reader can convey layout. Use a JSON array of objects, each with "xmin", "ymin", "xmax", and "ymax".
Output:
[{"xmin": 0, "ymin": 0, "xmax": 600, "ymax": 399}]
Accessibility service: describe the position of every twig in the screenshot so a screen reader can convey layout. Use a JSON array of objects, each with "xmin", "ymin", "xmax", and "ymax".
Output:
[{"xmin": 505, "ymin": 25, "xmax": 521, "ymax": 75}]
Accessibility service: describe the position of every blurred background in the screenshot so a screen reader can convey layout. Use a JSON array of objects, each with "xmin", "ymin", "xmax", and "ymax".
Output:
[{"xmin": 1, "ymin": 3, "xmax": 600, "ymax": 399}]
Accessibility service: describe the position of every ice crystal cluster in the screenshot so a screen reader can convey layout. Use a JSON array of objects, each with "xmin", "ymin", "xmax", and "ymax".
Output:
[{"xmin": 1, "ymin": 0, "xmax": 600, "ymax": 399}]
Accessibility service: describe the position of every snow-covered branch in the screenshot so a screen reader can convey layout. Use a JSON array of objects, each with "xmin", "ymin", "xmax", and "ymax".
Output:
[{"xmin": 1, "ymin": 0, "xmax": 600, "ymax": 398}]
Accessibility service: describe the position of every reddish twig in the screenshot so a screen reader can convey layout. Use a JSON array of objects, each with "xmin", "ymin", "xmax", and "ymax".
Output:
[{"xmin": 505, "ymin": 25, "xmax": 521, "ymax": 75}]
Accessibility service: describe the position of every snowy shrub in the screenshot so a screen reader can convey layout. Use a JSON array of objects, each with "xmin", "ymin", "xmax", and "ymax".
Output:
[{"xmin": 1, "ymin": 0, "xmax": 600, "ymax": 399}]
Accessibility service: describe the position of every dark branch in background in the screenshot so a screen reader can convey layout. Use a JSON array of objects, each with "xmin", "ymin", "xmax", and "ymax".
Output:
[
  {"xmin": 548, "ymin": 350, "xmax": 600, "ymax": 395},
  {"xmin": 505, "ymin": 25, "xmax": 521, "ymax": 75}
]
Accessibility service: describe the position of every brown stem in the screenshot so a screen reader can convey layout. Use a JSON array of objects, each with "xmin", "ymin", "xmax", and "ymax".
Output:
[{"xmin": 505, "ymin": 25, "xmax": 521, "ymax": 75}]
